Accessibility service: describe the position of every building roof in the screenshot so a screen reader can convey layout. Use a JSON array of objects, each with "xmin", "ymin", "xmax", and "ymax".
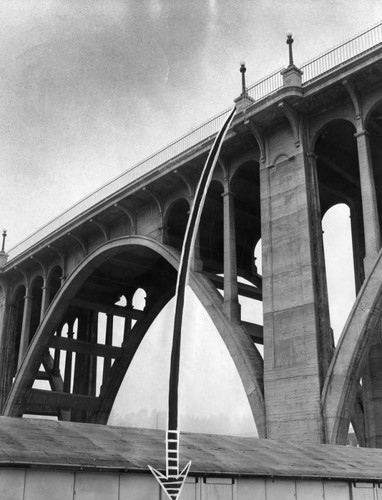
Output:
[{"xmin": 0, "ymin": 416, "xmax": 380, "ymax": 481}]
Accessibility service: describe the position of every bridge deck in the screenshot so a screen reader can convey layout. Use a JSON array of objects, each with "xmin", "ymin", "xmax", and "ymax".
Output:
[{"xmin": 0, "ymin": 417, "xmax": 381, "ymax": 480}]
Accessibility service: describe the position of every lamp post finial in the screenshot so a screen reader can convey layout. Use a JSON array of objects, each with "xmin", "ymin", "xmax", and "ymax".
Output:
[
  {"xmin": 240, "ymin": 61, "xmax": 247, "ymax": 96},
  {"xmin": 286, "ymin": 31, "xmax": 294, "ymax": 67},
  {"xmin": 1, "ymin": 229, "xmax": 7, "ymax": 253}
]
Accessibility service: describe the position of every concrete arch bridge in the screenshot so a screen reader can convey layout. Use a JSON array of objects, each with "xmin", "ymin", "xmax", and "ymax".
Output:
[{"xmin": 2, "ymin": 24, "xmax": 382, "ymax": 448}]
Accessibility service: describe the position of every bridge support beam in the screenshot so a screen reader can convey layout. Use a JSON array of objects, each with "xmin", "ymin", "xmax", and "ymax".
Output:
[
  {"xmin": 0, "ymin": 281, "xmax": 13, "ymax": 411},
  {"xmin": 355, "ymin": 129, "xmax": 381, "ymax": 274},
  {"xmin": 261, "ymin": 144, "xmax": 330, "ymax": 443},
  {"xmin": 72, "ymin": 310, "xmax": 98, "ymax": 421},
  {"xmin": 362, "ymin": 328, "xmax": 382, "ymax": 448},
  {"xmin": 222, "ymin": 185, "xmax": 241, "ymax": 324},
  {"xmin": 17, "ymin": 288, "xmax": 32, "ymax": 368}
]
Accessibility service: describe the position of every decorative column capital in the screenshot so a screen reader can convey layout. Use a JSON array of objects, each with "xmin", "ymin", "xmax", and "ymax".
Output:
[
  {"xmin": 307, "ymin": 151, "xmax": 318, "ymax": 160},
  {"xmin": 221, "ymin": 190, "xmax": 236, "ymax": 199},
  {"xmin": 354, "ymin": 129, "xmax": 370, "ymax": 139}
]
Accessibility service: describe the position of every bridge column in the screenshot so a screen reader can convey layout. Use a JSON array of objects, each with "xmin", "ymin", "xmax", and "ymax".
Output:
[
  {"xmin": 355, "ymin": 129, "xmax": 381, "ymax": 273},
  {"xmin": 362, "ymin": 328, "xmax": 382, "ymax": 448},
  {"xmin": 17, "ymin": 287, "xmax": 32, "ymax": 368},
  {"xmin": 40, "ymin": 280, "xmax": 50, "ymax": 321},
  {"xmin": 261, "ymin": 145, "xmax": 330, "ymax": 443},
  {"xmin": 0, "ymin": 280, "xmax": 12, "ymax": 410},
  {"xmin": 222, "ymin": 181, "xmax": 241, "ymax": 324},
  {"xmin": 103, "ymin": 313, "xmax": 113, "ymax": 384},
  {"xmin": 63, "ymin": 325, "xmax": 74, "ymax": 394},
  {"xmin": 123, "ymin": 298, "xmax": 133, "ymax": 341},
  {"xmin": 72, "ymin": 310, "xmax": 98, "ymax": 421}
]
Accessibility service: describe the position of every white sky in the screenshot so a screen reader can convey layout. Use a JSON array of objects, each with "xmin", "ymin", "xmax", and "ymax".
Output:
[{"xmin": 3, "ymin": 1, "xmax": 381, "ymax": 434}]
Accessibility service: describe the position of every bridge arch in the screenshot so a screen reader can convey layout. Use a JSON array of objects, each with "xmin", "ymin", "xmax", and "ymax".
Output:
[
  {"xmin": 310, "ymin": 114, "xmax": 357, "ymax": 152},
  {"xmin": 164, "ymin": 197, "xmax": 190, "ymax": 251},
  {"xmin": 322, "ymin": 246, "xmax": 382, "ymax": 444},
  {"xmin": 3, "ymin": 236, "xmax": 265, "ymax": 436}
]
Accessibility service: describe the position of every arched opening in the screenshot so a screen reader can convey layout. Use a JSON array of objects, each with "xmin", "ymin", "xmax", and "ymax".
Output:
[
  {"xmin": 199, "ymin": 180, "xmax": 224, "ymax": 273},
  {"xmin": 29, "ymin": 276, "xmax": 43, "ymax": 341},
  {"xmin": 231, "ymin": 162, "xmax": 263, "ymax": 349},
  {"xmin": 315, "ymin": 119, "xmax": 364, "ymax": 290},
  {"xmin": 165, "ymin": 198, "xmax": 190, "ymax": 251},
  {"xmin": 322, "ymin": 204, "xmax": 356, "ymax": 344},
  {"xmin": 48, "ymin": 266, "xmax": 62, "ymax": 303},
  {"xmin": 10, "ymin": 286, "xmax": 25, "ymax": 376}
]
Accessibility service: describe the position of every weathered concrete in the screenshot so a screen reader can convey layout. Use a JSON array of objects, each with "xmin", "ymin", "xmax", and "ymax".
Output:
[{"xmin": 261, "ymin": 144, "xmax": 328, "ymax": 443}]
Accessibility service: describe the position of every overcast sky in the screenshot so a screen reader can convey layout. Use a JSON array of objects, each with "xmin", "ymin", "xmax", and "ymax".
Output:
[{"xmin": 3, "ymin": 1, "xmax": 382, "ymax": 434}]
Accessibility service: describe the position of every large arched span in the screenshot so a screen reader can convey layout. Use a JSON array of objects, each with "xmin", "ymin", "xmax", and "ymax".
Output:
[
  {"xmin": 322, "ymin": 245, "xmax": 382, "ymax": 444},
  {"xmin": 3, "ymin": 236, "xmax": 265, "ymax": 436}
]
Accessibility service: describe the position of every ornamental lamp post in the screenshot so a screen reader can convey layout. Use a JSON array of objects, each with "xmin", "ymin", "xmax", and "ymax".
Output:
[
  {"xmin": 240, "ymin": 60, "xmax": 247, "ymax": 96},
  {"xmin": 1, "ymin": 229, "xmax": 7, "ymax": 253},
  {"xmin": 286, "ymin": 31, "xmax": 294, "ymax": 67}
]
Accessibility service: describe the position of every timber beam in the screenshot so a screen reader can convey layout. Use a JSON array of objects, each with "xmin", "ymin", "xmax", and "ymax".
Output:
[
  {"xmin": 71, "ymin": 297, "xmax": 144, "ymax": 319},
  {"xmin": 201, "ymin": 272, "xmax": 262, "ymax": 300},
  {"xmin": 242, "ymin": 321, "xmax": 264, "ymax": 344},
  {"xmin": 50, "ymin": 336, "xmax": 123, "ymax": 359},
  {"xmin": 26, "ymin": 389, "xmax": 100, "ymax": 413}
]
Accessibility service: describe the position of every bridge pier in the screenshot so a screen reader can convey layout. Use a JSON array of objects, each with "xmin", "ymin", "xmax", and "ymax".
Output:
[
  {"xmin": 222, "ymin": 182, "xmax": 241, "ymax": 324},
  {"xmin": 262, "ymin": 141, "xmax": 331, "ymax": 443},
  {"xmin": 355, "ymin": 129, "xmax": 381, "ymax": 273}
]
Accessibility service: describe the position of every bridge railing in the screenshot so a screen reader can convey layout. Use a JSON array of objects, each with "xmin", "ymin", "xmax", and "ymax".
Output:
[
  {"xmin": 6, "ymin": 21, "xmax": 382, "ymax": 262},
  {"xmin": 301, "ymin": 20, "xmax": 382, "ymax": 82}
]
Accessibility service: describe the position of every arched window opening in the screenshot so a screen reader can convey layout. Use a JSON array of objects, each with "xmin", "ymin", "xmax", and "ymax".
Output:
[
  {"xmin": 131, "ymin": 288, "xmax": 147, "ymax": 331},
  {"xmin": 322, "ymin": 204, "xmax": 356, "ymax": 344},
  {"xmin": 116, "ymin": 295, "xmax": 127, "ymax": 307},
  {"xmin": 166, "ymin": 199, "xmax": 190, "ymax": 250},
  {"xmin": 132, "ymin": 288, "xmax": 146, "ymax": 310},
  {"xmin": 231, "ymin": 161, "xmax": 261, "ymax": 280}
]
